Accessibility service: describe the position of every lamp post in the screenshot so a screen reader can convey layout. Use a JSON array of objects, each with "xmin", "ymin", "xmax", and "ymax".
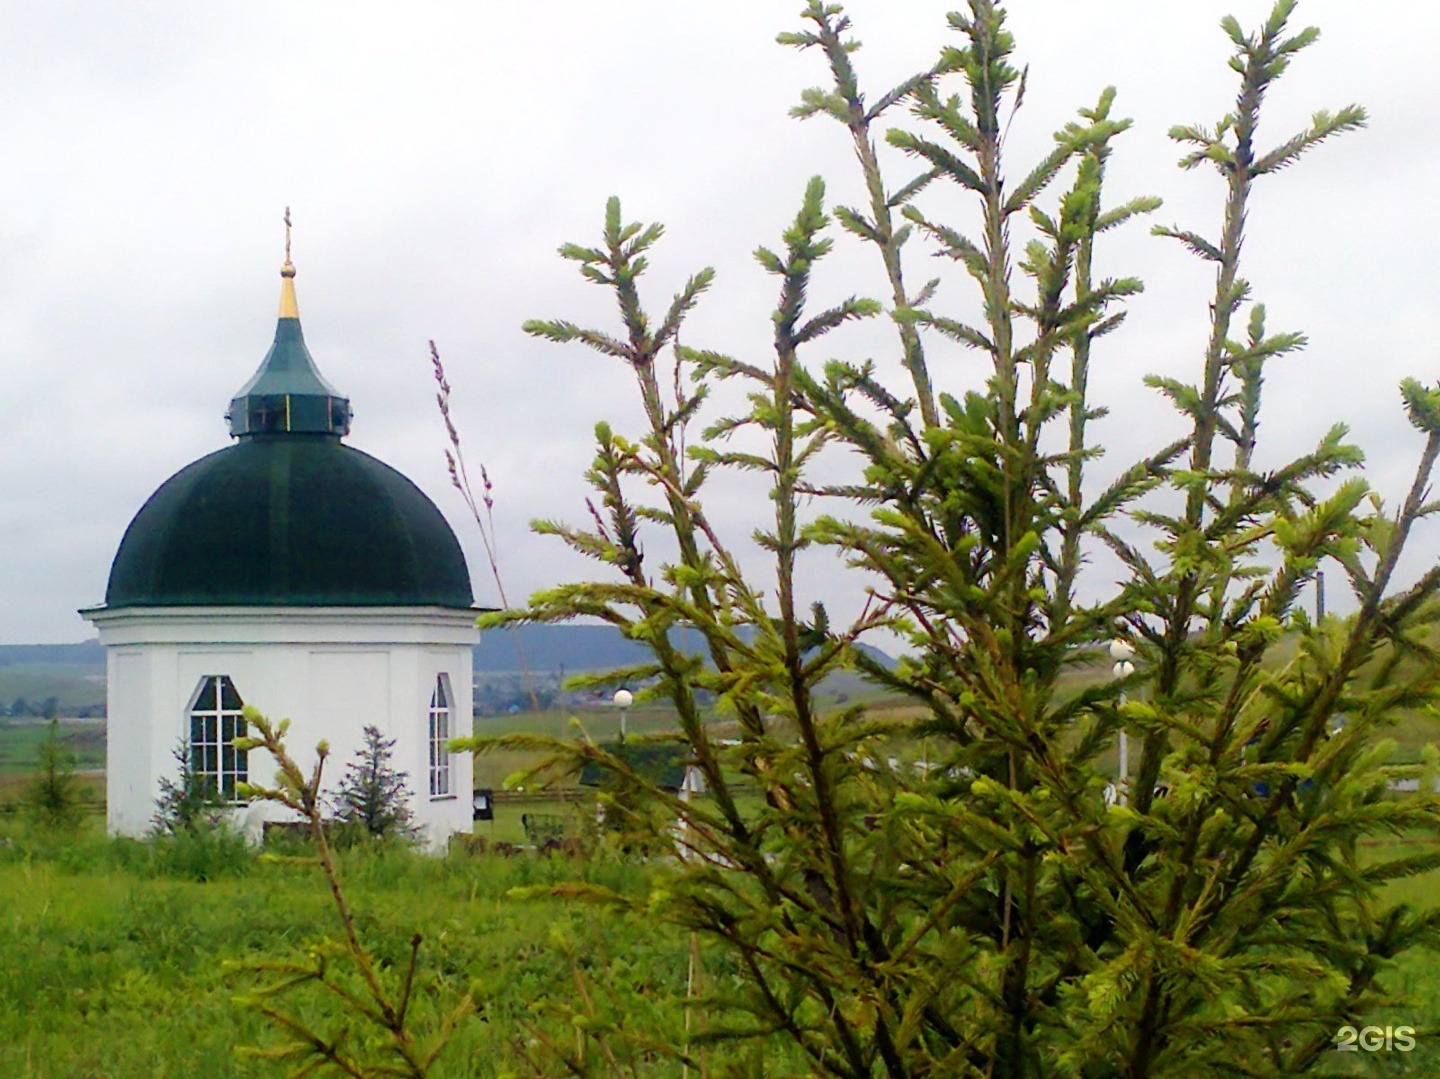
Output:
[
  {"xmin": 1108, "ymin": 639, "xmax": 1135, "ymax": 806},
  {"xmin": 676, "ymin": 762, "xmax": 705, "ymax": 862},
  {"xmin": 613, "ymin": 688, "xmax": 633, "ymax": 746}
]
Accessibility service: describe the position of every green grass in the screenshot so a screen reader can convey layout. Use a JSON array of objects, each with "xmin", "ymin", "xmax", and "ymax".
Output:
[
  {"xmin": 470, "ymin": 791, "xmax": 597, "ymax": 845},
  {"xmin": 0, "ymin": 820, "xmax": 715, "ymax": 1078},
  {"xmin": 0, "ymin": 721, "xmax": 105, "ymax": 777},
  {"xmin": 1, "ymin": 658, "xmax": 1438, "ymax": 1074},
  {"xmin": 474, "ymin": 702, "xmax": 708, "ymax": 743},
  {"xmin": 0, "ymin": 815, "xmax": 1436, "ymax": 1075}
]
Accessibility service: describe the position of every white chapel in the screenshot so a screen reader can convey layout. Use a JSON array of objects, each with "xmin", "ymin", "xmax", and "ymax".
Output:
[{"xmin": 83, "ymin": 239, "xmax": 477, "ymax": 846}]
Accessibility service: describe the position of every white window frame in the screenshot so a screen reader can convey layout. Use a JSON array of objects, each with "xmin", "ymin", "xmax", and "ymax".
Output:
[
  {"xmin": 428, "ymin": 674, "xmax": 452, "ymax": 799},
  {"xmin": 188, "ymin": 675, "xmax": 248, "ymax": 803}
]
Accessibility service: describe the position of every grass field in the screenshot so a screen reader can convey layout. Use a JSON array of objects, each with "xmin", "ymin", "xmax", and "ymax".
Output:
[
  {"xmin": 1, "ymin": 680, "xmax": 1439, "ymax": 1075},
  {"xmin": 0, "ymin": 817, "xmax": 1434, "ymax": 1077},
  {"xmin": 0, "ymin": 823, "xmax": 674, "ymax": 1077},
  {"xmin": 0, "ymin": 720, "xmax": 105, "ymax": 777}
]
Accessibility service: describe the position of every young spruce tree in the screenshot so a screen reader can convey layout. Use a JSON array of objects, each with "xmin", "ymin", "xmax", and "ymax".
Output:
[
  {"xmin": 151, "ymin": 739, "xmax": 228, "ymax": 835},
  {"xmin": 333, "ymin": 725, "xmax": 418, "ymax": 842},
  {"xmin": 467, "ymin": 2, "xmax": 1440, "ymax": 1075},
  {"xmin": 26, "ymin": 718, "xmax": 84, "ymax": 831}
]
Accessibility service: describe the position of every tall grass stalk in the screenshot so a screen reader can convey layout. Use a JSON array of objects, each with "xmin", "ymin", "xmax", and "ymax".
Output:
[{"xmin": 430, "ymin": 340, "xmax": 542, "ymax": 714}]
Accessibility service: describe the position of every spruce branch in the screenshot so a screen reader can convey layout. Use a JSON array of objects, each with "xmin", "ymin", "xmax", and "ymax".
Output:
[{"xmin": 232, "ymin": 711, "xmax": 470, "ymax": 1077}]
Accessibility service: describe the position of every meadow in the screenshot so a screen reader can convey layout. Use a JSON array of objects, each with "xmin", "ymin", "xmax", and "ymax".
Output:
[
  {"xmin": 1, "ymin": 816, "xmax": 1437, "ymax": 1077},
  {"xmin": 2, "ymin": 687, "xmax": 1439, "ymax": 1077},
  {"xmin": 0, "ymin": 821, "xmax": 709, "ymax": 1077}
]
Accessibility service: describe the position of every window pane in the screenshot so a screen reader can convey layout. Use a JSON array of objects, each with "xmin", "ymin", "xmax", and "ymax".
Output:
[
  {"xmin": 220, "ymin": 677, "xmax": 243, "ymax": 711},
  {"xmin": 428, "ymin": 675, "xmax": 453, "ymax": 799},
  {"xmin": 190, "ymin": 674, "xmax": 247, "ymax": 804}
]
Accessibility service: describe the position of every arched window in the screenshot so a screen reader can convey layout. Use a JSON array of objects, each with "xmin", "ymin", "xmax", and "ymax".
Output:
[
  {"xmin": 429, "ymin": 675, "xmax": 451, "ymax": 798},
  {"xmin": 189, "ymin": 675, "xmax": 248, "ymax": 801}
]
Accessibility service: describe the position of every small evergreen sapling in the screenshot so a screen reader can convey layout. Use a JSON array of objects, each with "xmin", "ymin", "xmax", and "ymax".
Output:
[
  {"xmin": 25, "ymin": 718, "xmax": 83, "ymax": 831},
  {"xmin": 152, "ymin": 740, "xmax": 228, "ymax": 835},
  {"xmin": 333, "ymin": 725, "xmax": 417, "ymax": 841}
]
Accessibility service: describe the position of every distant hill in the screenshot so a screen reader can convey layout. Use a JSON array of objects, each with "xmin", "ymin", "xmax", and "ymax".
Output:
[
  {"xmin": 477, "ymin": 624, "xmax": 654, "ymax": 673},
  {"xmin": 0, "ymin": 640, "xmax": 105, "ymax": 666},
  {"xmin": 0, "ymin": 628, "xmax": 894, "ymax": 693},
  {"xmin": 475, "ymin": 623, "xmax": 895, "ymax": 673},
  {"xmin": 0, "ymin": 641, "xmax": 108, "ymax": 717}
]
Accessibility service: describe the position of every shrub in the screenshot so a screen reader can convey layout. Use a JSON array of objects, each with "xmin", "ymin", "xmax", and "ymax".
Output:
[
  {"xmin": 151, "ymin": 740, "xmax": 229, "ymax": 836},
  {"xmin": 332, "ymin": 725, "xmax": 418, "ymax": 842},
  {"xmin": 25, "ymin": 719, "xmax": 84, "ymax": 832},
  {"xmin": 147, "ymin": 826, "xmax": 253, "ymax": 881}
]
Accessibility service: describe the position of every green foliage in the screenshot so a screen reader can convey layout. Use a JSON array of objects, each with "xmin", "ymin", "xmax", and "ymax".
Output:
[
  {"xmin": 234, "ymin": 709, "xmax": 472, "ymax": 1078},
  {"xmin": 0, "ymin": 819, "xmax": 787, "ymax": 1077},
  {"xmin": 24, "ymin": 718, "xmax": 83, "ymax": 831},
  {"xmin": 333, "ymin": 724, "xmax": 419, "ymax": 842},
  {"xmin": 149, "ymin": 741, "xmax": 249, "ymax": 882},
  {"xmin": 146, "ymin": 824, "xmax": 255, "ymax": 881},
  {"xmin": 578, "ymin": 741, "xmax": 687, "ymax": 789},
  {"xmin": 152, "ymin": 739, "xmax": 229, "ymax": 836},
  {"xmin": 477, "ymin": 2, "xmax": 1440, "ymax": 1076}
]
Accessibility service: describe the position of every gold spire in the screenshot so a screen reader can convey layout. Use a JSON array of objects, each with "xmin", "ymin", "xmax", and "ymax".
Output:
[{"xmin": 279, "ymin": 206, "xmax": 299, "ymax": 319}]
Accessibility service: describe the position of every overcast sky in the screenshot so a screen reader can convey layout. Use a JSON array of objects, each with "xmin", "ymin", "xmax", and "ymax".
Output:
[{"xmin": 2, "ymin": 0, "xmax": 1436, "ymax": 644}]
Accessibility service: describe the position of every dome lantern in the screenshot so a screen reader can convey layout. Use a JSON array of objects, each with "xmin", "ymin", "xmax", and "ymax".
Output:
[{"xmin": 225, "ymin": 210, "xmax": 353, "ymax": 438}]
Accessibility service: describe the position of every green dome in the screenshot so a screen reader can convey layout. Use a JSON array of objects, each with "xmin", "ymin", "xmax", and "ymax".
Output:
[
  {"xmin": 104, "ymin": 241, "xmax": 471, "ymax": 611},
  {"xmin": 106, "ymin": 436, "xmax": 474, "ymax": 609}
]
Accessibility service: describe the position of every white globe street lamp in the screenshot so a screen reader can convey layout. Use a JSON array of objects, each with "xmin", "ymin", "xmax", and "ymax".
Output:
[
  {"xmin": 1109, "ymin": 639, "xmax": 1136, "ymax": 805},
  {"xmin": 613, "ymin": 688, "xmax": 633, "ymax": 745}
]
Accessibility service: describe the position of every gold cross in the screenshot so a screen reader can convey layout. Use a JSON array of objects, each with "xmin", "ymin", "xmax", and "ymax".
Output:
[{"xmin": 284, "ymin": 206, "xmax": 292, "ymax": 263}]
